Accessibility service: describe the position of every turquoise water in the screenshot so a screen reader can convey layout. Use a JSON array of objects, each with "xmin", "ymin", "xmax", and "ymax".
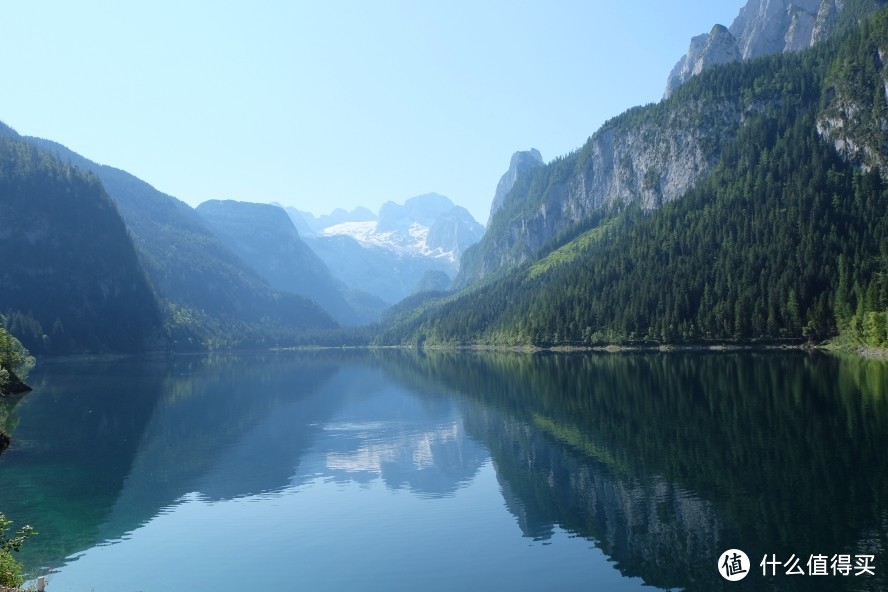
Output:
[{"xmin": 0, "ymin": 350, "xmax": 885, "ymax": 591}]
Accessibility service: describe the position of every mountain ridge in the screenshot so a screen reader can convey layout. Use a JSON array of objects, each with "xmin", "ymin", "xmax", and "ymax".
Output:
[
  {"xmin": 456, "ymin": 0, "xmax": 888, "ymax": 290},
  {"xmin": 195, "ymin": 200, "xmax": 380, "ymax": 325},
  {"xmin": 488, "ymin": 149, "xmax": 545, "ymax": 223},
  {"xmin": 284, "ymin": 193, "xmax": 484, "ymax": 304},
  {"xmin": 0, "ymin": 128, "xmax": 163, "ymax": 354},
  {"xmin": 24, "ymin": 137, "xmax": 337, "ymax": 349},
  {"xmin": 294, "ymin": 193, "xmax": 484, "ymax": 264},
  {"xmin": 377, "ymin": 6, "xmax": 888, "ymax": 348},
  {"xmin": 665, "ymin": 0, "xmax": 887, "ymax": 97}
]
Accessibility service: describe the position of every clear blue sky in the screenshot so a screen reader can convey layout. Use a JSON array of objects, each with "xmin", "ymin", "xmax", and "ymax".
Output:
[{"xmin": 1, "ymin": 1, "xmax": 740, "ymax": 224}]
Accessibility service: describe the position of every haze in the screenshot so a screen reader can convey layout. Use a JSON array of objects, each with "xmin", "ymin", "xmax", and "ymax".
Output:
[{"xmin": 2, "ymin": 1, "xmax": 732, "ymax": 223}]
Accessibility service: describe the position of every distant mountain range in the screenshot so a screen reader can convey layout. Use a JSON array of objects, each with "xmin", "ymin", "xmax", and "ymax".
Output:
[
  {"xmin": 0, "ymin": 123, "xmax": 485, "ymax": 351},
  {"xmin": 279, "ymin": 193, "xmax": 485, "ymax": 304},
  {"xmin": 194, "ymin": 200, "xmax": 385, "ymax": 325},
  {"xmin": 22, "ymin": 136, "xmax": 339, "ymax": 350}
]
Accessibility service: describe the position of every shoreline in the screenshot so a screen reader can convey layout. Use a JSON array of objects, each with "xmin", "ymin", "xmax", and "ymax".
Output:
[
  {"xmin": 817, "ymin": 342, "xmax": 888, "ymax": 360},
  {"xmin": 385, "ymin": 341, "xmax": 888, "ymax": 359},
  {"xmin": 410, "ymin": 341, "xmax": 816, "ymax": 354},
  {"xmin": 22, "ymin": 341, "xmax": 888, "ymax": 360}
]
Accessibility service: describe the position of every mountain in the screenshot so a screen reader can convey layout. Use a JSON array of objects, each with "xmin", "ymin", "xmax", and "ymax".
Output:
[
  {"xmin": 456, "ymin": 98, "xmax": 738, "ymax": 287},
  {"xmin": 412, "ymin": 270, "xmax": 452, "ymax": 294},
  {"xmin": 298, "ymin": 206, "xmax": 377, "ymax": 234},
  {"xmin": 195, "ymin": 200, "xmax": 380, "ymax": 325},
  {"xmin": 488, "ymin": 149, "xmax": 544, "ymax": 222},
  {"xmin": 303, "ymin": 194, "xmax": 484, "ymax": 263},
  {"xmin": 664, "ymin": 0, "xmax": 887, "ymax": 97},
  {"xmin": 286, "ymin": 194, "xmax": 484, "ymax": 304},
  {"xmin": 25, "ymin": 138, "xmax": 337, "ymax": 349},
  {"xmin": 456, "ymin": 0, "xmax": 888, "ymax": 290},
  {"xmin": 377, "ymin": 6, "xmax": 888, "ymax": 348},
  {"xmin": 664, "ymin": 25, "xmax": 742, "ymax": 100},
  {"xmin": 0, "ymin": 128, "xmax": 162, "ymax": 354}
]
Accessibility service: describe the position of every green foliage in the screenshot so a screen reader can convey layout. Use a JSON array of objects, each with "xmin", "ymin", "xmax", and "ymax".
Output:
[
  {"xmin": 1, "ymin": 325, "xmax": 34, "ymax": 396},
  {"xmin": 0, "ymin": 513, "xmax": 35, "ymax": 588},
  {"xmin": 0, "ymin": 550, "xmax": 23, "ymax": 589},
  {"xmin": 0, "ymin": 327, "xmax": 32, "ymax": 376},
  {"xmin": 24, "ymin": 138, "xmax": 338, "ymax": 350},
  {"xmin": 380, "ymin": 8, "xmax": 888, "ymax": 348},
  {"xmin": 831, "ymin": 0, "xmax": 888, "ymax": 38},
  {"xmin": 527, "ymin": 218, "xmax": 615, "ymax": 280},
  {"xmin": 0, "ymin": 135, "xmax": 163, "ymax": 355}
]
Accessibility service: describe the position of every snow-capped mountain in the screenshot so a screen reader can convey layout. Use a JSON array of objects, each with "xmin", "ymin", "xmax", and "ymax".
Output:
[
  {"xmin": 294, "ymin": 193, "xmax": 483, "ymax": 264},
  {"xmin": 280, "ymin": 194, "xmax": 485, "ymax": 304}
]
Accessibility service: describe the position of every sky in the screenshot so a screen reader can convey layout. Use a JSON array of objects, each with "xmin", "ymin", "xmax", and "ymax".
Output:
[{"xmin": 1, "ymin": 1, "xmax": 741, "ymax": 225}]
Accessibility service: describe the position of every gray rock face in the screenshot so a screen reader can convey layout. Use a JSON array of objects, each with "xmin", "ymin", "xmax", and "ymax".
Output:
[
  {"xmin": 817, "ymin": 36, "xmax": 888, "ymax": 176},
  {"xmin": 378, "ymin": 193, "xmax": 454, "ymax": 230},
  {"xmin": 730, "ymin": 0, "xmax": 828, "ymax": 58},
  {"xmin": 303, "ymin": 234, "xmax": 455, "ymax": 305},
  {"xmin": 488, "ymin": 149, "xmax": 544, "ymax": 223},
  {"xmin": 426, "ymin": 205, "xmax": 486, "ymax": 260},
  {"xmin": 666, "ymin": 26, "xmax": 741, "ymax": 100},
  {"xmin": 665, "ymin": 0, "xmax": 843, "ymax": 97},
  {"xmin": 457, "ymin": 98, "xmax": 745, "ymax": 285}
]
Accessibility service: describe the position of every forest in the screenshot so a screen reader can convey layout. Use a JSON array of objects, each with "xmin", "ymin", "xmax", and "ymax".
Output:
[
  {"xmin": 376, "ymin": 11, "xmax": 888, "ymax": 348},
  {"xmin": 0, "ymin": 136, "xmax": 162, "ymax": 355}
]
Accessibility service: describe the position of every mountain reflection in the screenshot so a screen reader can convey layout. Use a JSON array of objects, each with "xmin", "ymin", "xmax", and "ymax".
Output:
[
  {"xmin": 0, "ymin": 351, "xmax": 490, "ymax": 572},
  {"xmin": 103, "ymin": 356, "xmax": 488, "ymax": 541},
  {"xmin": 314, "ymin": 362, "xmax": 489, "ymax": 496},
  {"xmin": 1, "ymin": 350, "xmax": 885, "ymax": 591},
  {"xmin": 377, "ymin": 349, "xmax": 888, "ymax": 591}
]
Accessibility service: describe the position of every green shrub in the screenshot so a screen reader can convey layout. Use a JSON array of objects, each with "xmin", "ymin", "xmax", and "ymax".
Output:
[
  {"xmin": 0, "ymin": 513, "xmax": 35, "ymax": 588},
  {"xmin": 0, "ymin": 548, "xmax": 24, "ymax": 588}
]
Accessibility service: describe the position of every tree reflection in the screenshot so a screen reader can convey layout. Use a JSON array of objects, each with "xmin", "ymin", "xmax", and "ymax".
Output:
[{"xmin": 380, "ymin": 349, "xmax": 888, "ymax": 591}]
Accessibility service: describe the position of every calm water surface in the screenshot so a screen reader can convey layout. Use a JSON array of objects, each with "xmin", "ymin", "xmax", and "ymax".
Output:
[{"xmin": 0, "ymin": 350, "xmax": 886, "ymax": 591}]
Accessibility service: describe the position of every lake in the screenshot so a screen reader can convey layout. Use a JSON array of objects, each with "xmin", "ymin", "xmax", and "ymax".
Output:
[{"xmin": 0, "ymin": 350, "xmax": 886, "ymax": 591}]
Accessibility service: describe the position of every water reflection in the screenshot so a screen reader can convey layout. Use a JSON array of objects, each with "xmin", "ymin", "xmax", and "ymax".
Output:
[
  {"xmin": 0, "ymin": 350, "xmax": 884, "ymax": 591},
  {"xmin": 377, "ymin": 349, "xmax": 888, "ymax": 591}
]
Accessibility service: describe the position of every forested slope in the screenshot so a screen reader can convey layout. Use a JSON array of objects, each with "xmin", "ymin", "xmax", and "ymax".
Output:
[
  {"xmin": 0, "ymin": 137, "xmax": 162, "ymax": 354},
  {"xmin": 378, "ymin": 10, "xmax": 888, "ymax": 348},
  {"xmin": 24, "ymin": 137, "xmax": 337, "ymax": 349}
]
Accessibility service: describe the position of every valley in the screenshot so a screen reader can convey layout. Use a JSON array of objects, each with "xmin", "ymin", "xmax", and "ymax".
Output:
[{"xmin": 2, "ymin": 2, "xmax": 888, "ymax": 591}]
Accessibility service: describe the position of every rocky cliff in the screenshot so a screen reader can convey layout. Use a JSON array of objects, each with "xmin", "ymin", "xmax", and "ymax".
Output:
[
  {"xmin": 457, "ymin": 97, "xmax": 744, "ymax": 285},
  {"xmin": 816, "ymin": 13, "xmax": 888, "ymax": 174},
  {"xmin": 458, "ymin": 0, "xmax": 888, "ymax": 288},
  {"xmin": 664, "ymin": 0, "xmax": 878, "ymax": 97},
  {"xmin": 665, "ymin": 26, "xmax": 741, "ymax": 100},
  {"xmin": 488, "ymin": 149, "xmax": 544, "ymax": 223}
]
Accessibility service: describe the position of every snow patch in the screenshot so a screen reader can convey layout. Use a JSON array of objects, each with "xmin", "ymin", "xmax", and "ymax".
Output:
[{"xmin": 321, "ymin": 220, "xmax": 457, "ymax": 261}]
